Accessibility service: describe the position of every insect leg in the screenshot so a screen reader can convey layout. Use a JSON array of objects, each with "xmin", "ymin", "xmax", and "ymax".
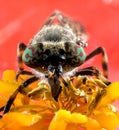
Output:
[
  {"xmin": 74, "ymin": 66, "xmax": 100, "ymax": 77},
  {"xmin": 16, "ymin": 70, "xmax": 34, "ymax": 81},
  {"xmin": 3, "ymin": 76, "xmax": 39, "ymax": 114},
  {"xmin": 71, "ymin": 66, "xmax": 111, "ymax": 85},
  {"xmin": 85, "ymin": 47, "xmax": 108, "ymax": 78}
]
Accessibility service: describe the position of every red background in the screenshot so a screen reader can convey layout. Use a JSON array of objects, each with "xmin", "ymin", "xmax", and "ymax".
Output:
[
  {"xmin": 0, "ymin": 0, "xmax": 119, "ymax": 81},
  {"xmin": 0, "ymin": 1, "xmax": 119, "ymax": 129}
]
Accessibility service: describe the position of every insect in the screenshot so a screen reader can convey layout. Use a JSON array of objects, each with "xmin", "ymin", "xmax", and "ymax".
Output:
[{"xmin": 2, "ymin": 10, "xmax": 110, "ymax": 115}]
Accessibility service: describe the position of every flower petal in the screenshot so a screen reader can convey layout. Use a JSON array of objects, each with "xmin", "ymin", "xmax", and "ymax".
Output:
[
  {"xmin": 2, "ymin": 112, "xmax": 41, "ymax": 125},
  {"xmin": 1, "ymin": 112, "xmax": 52, "ymax": 130},
  {"xmin": 0, "ymin": 81, "xmax": 19, "ymax": 107},
  {"xmin": 82, "ymin": 118, "xmax": 101, "ymax": 130},
  {"xmin": 97, "ymin": 82, "xmax": 119, "ymax": 107},
  {"xmin": 93, "ymin": 111, "xmax": 119, "ymax": 130},
  {"xmin": 2, "ymin": 70, "xmax": 16, "ymax": 81},
  {"xmin": 49, "ymin": 109, "xmax": 88, "ymax": 130}
]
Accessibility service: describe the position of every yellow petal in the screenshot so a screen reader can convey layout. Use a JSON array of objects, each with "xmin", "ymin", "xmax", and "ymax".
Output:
[
  {"xmin": 66, "ymin": 123, "xmax": 81, "ymax": 130},
  {"xmin": 49, "ymin": 110, "xmax": 70, "ymax": 130},
  {"xmin": 49, "ymin": 109, "xmax": 88, "ymax": 130},
  {"xmin": 0, "ymin": 112, "xmax": 50, "ymax": 130},
  {"xmin": 106, "ymin": 82, "xmax": 119, "ymax": 100},
  {"xmin": 0, "ymin": 81, "xmax": 19, "ymax": 106},
  {"xmin": 82, "ymin": 118, "xmax": 101, "ymax": 130},
  {"xmin": 70, "ymin": 113, "xmax": 88, "ymax": 124},
  {"xmin": 93, "ymin": 111, "xmax": 119, "ymax": 130},
  {"xmin": 2, "ymin": 70, "xmax": 16, "ymax": 81},
  {"xmin": 3, "ymin": 112, "xmax": 41, "ymax": 126},
  {"xmin": 97, "ymin": 82, "xmax": 119, "ymax": 107}
]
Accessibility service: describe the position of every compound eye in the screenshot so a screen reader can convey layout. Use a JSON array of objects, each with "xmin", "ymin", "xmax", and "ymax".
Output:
[{"xmin": 22, "ymin": 43, "xmax": 43, "ymax": 68}]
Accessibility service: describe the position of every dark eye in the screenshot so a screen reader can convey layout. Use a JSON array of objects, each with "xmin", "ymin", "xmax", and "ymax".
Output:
[
  {"xmin": 22, "ymin": 43, "xmax": 43, "ymax": 68},
  {"xmin": 44, "ymin": 49, "xmax": 51, "ymax": 55},
  {"xmin": 59, "ymin": 49, "xmax": 65, "ymax": 55}
]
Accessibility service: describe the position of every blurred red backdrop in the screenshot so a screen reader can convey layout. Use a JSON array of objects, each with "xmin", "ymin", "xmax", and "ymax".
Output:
[{"xmin": 0, "ymin": 0, "xmax": 119, "ymax": 81}]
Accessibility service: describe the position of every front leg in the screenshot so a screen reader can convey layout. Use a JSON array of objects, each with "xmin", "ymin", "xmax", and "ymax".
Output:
[
  {"xmin": 68, "ymin": 66, "xmax": 111, "ymax": 85},
  {"xmin": 3, "ymin": 76, "xmax": 39, "ymax": 114},
  {"xmin": 85, "ymin": 47, "xmax": 108, "ymax": 78}
]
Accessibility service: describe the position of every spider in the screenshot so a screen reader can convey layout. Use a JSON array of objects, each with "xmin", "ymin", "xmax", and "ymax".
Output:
[{"xmin": 2, "ymin": 10, "xmax": 111, "ymax": 115}]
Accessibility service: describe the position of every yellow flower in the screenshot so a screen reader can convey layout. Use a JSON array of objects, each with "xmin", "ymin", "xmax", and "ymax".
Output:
[
  {"xmin": 49, "ymin": 109, "xmax": 88, "ymax": 130},
  {"xmin": 0, "ymin": 70, "xmax": 119, "ymax": 130}
]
